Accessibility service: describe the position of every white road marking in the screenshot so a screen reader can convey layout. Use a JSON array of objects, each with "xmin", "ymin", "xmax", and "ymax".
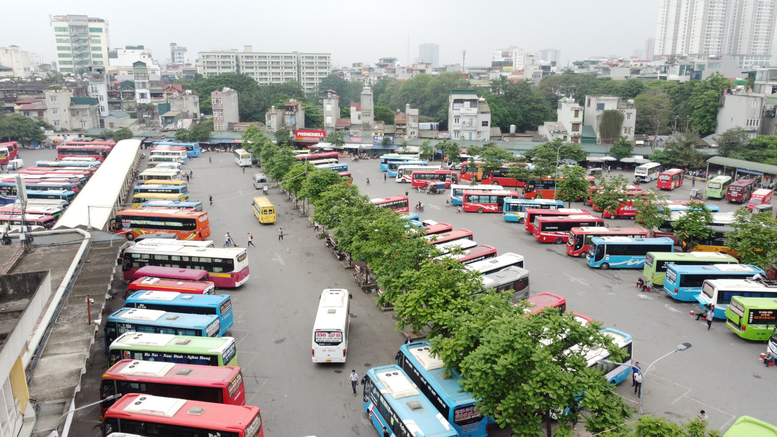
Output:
[
  {"xmin": 664, "ymin": 304, "xmax": 682, "ymax": 313},
  {"xmin": 638, "ymin": 294, "xmax": 652, "ymax": 300},
  {"xmin": 273, "ymin": 252, "xmax": 286, "ymax": 265},
  {"xmin": 564, "ymin": 273, "xmax": 592, "ymax": 288}
]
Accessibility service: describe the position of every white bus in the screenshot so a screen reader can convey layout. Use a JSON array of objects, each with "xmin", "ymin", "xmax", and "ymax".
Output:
[
  {"xmin": 233, "ymin": 148, "xmax": 252, "ymax": 167},
  {"xmin": 137, "ymin": 168, "xmax": 183, "ymax": 182},
  {"xmin": 150, "ymin": 150, "xmax": 187, "ymax": 162},
  {"xmin": 449, "ymin": 183, "xmax": 504, "ymax": 206},
  {"xmin": 431, "ymin": 239, "xmax": 478, "ymax": 257},
  {"xmin": 396, "ymin": 164, "xmax": 440, "ymax": 183},
  {"xmin": 480, "ymin": 266, "xmax": 530, "ymax": 301},
  {"xmin": 312, "ymin": 289, "xmax": 351, "ymax": 363},
  {"xmin": 699, "ymin": 279, "xmax": 777, "ymax": 320},
  {"xmin": 147, "ymin": 155, "xmax": 183, "ymax": 168},
  {"xmin": 466, "ymin": 252, "xmax": 526, "ymax": 275},
  {"xmin": 634, "ymin": 162, "xmax": 661, "ymax": 182}
]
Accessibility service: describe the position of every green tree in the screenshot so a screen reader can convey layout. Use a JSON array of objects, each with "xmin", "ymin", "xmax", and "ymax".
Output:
[
  {"xmin": 633, "ymin": 89, "xmax": 673, "ymax": 135},
  {"xmin": 633, "ymin": 190, "xmax": 671, "ymax": 233},
  {"xmin": 301, "ymin": 167, "xmax": 345, "ymax": 204},
  {"xmin": 556, "ymin": 166, "xmax": 590, "ymax": 207},
  {"xmin": 310, "ymin": 183, "xmax": 366, "ymax": 231},
  {"xmin": 189, "ymin": 120, "xmax": 214, "ymax": 142},
  {"xmin": 274, "ymin": 129, "xmax": 292, "ymax": 148},
  {"xmin": 483, "ymin": 81, "xmax": 555, "ymax": 133},
  {"xmin": 242, "ymin": 125, "xmax": 273, "ymax": 160},
  {"xmin": 630, "ymin": 415, "xmax": 721, "ymax": 437},
  {"xmin": 96, "ymin": 129, "xmax": 113, "ymax": 139},
  {"xmin": 598, "ymin": 110, "xmax": 625, "ymax": 144},
  {"xmin": 687, "ymin": 73, "xmax": 732, "ymax": 135},
  {"xmin": 654, "ymin": 133, "xmax": 706, "ymax": 169},
  {"xmin": 609, "ymin": 136, "xmax": 634, "ymax": 160},
  {"xmin": 282, "ymin": 162, "xmax": 316, "ymax": 198},
  {"xmin": 590, "ymin": 175, "xmax": 629, "ymax": 217},
  {"xmin": 325, "ymin": 131, "xmax": 345, "ymax": 148},
  {"xmin": 717, "ymin": 127, "xmax": 751, "ymax": 157},
  {"xmin": 113, "ymin": 128, "xmax": 133, "ymax": 141},
  {"xmin": 374, "ymin": 106, "xmax": 395, "ymax": 125},
  {"xmin": 317, "ymin": 74, "xmax": 362, "ymax": 105},
  {"xmin": 265, "ymin": 146, "xmax": 296, "ymax": 183},
  {"xmin": 0, "ymin": 114, "xmax": 46, "ymax": 146},
  {"xmin": 302, "ymin": 102, "xmax": 324, "ymax": 129},
  {"xmin": 33, "ymin": 118, "xmax": 54, "ymax": 131},
  {"xmin": 672, "ymin": 201, "xmax": 714, "ymax": 250},
  {"xmin": 419, "ymin": 139, "xmax": 434, "ymax": 160},
  {"xmin": 726, "ymin": 207, "xmax": 777, "ymax": 267},
  {"xmin": 525, "ymin": 139, "xmax": 586, "ymax": 178},
  {"xmin": 440, "ymin": 140, "xmax": 461, "ymax": 164},
  {"xmin": 174, "ymin": 129, "xmax": 192, "ymax": 142},
  {"xmin": 192, "ymin": 73, "xmax": 260, "ymax": 119},
  {"xmin": 475, "ymin": 143, "xmax": 516, "ymax": 182},
  {"xmin": 381, "ymin": 136, "xmax": 392, "ymax": 146}
]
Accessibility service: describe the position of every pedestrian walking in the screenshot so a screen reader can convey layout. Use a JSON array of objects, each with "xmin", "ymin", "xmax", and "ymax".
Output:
[
  {"xmin": 229, "ymin": 234, "xmax": 236, "ymax": 247},
  {"xmin": 209, "ymin": 195, "xmax": 213, "ymax": 206},
  {"xmin": 243, "ymin": 167, "xmax": 246, "ymax": 173},
  {"xmin": 631, "ymin": 361, "xmax": 641, "ymax": 386},
  {"xmin": 224, "ymin": 232, "xmax": 232, "ymax": 248},
  {"xmin": 247, "ymin": 233, "xmax": 255, "ymax": 247},
  {"xmin": 446, "ymin": 199, "xmax": 450, "ymax": 207},
  {"xmin": 707, "ymin": 305, "xmax": 714, "ymax": 330},
  {"xmin": 405, "ymin": 189, "xmax": 408, "ymax": 197},
  {"xmin": 209, "ymin": 156, "xmax": 212, "ymax": 163},
  {"xmin": 634, "ymin": 372, "xmax": 642, "ymax": 396},
  {"xmin": 366, "ymin": 177, "xmax": 370, "ymax": 185},
  {"xmin": 457, "ymin": 206, "xmax": 462, "ymax": 214},
  {"xmin": 278, "ymin": 228, "xmax": 284, "ymax": 241},
  {"xmin": 383, "ymin": 174, "xmax": 387, "ymax": 183},
  {"xmin": 697, "ymin": 410, "xmax": 708, "ymax": 423},
  {"xmin": 189, "ymin": 169, "xmax": 193, "ymax": 179},
  {"xmin": 349, "ymin": 370, "xmax": 359, "ymax": 396},
  {"xmin": 314, "ymin": 222, "xmax": 320, "ymax": 232},
  {"xmin": 692, "ymin": 177, "xmax": 695, "ymax": 187}
]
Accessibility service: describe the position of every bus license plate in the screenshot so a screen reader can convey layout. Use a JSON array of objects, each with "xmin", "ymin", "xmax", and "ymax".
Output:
[{"xmin": 326, "ymin": 359, "xmax": 332, "ymax": 362}]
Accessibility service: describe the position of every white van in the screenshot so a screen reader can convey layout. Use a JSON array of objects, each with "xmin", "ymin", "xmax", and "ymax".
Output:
[
  {"xmin": 311, "ymin": 289, "xmax": 351, "ymax": 363},
  {"xmin": 253, "ymin": 173, "xmax": 267, "ymax": 189}
]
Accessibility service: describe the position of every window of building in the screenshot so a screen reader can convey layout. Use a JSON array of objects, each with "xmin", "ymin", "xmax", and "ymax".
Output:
[
  {"xmin": 454, "ymin": 116, "xmax": 460, "ymax": 124},
  {"xmin": 59, "ymin": 61, "xmax": 73, "ymax": 65},
  {"xmin": 53, "ymin": 121, "xmax": 60, "ymax": 127},
  {"xmin": 481, "ymin": 120, "xmax": 489, "ymax": 127},
  {"xmin": 574, "ymin": 109, "xmax": 580, "ymax": 118},
  {"xmin": 325, "ymin": 104, "xmax": 331, "ymax": 111},
  {"xmin": 52, "ymin": 108, "xmax": 59, "ymax": 114},
  {"xmin": 89, "ymin": 27, "xmax": 103, "ymax": 33},
  {"xmin": 626, "ymin": 113, "xmax": 632, "ymax": 120},
  {"xmin": 571, "ymin": 123, "xmax": 580, "ymax": 132},
  {"xmin": 56, "ymin": 38, "xmax": 70, "ymax": 43},
  {"xmin": 92, "ymin": 53, "xmax": 103, "ymax": 58},
  {"xmin": 81, "ymin": 121, "xmax": 87, "ymax": 128},
  {"xmin": 58, "ymin": 53, "xmax": 72, "ymax": 58},
  {"xmin": 597, "ymin": 103, "xmax": 605, "ymax": 110},
  {"xmin": 49, "ymin": 96, "xmax": 58, "ymax": 103},
  {"xmin": 91, "ymin": 39, "xmax": 101, "ymax": 44},
  {"xmin": 56, "ymin": 46, "xmax": 71, "ymax": 51}
]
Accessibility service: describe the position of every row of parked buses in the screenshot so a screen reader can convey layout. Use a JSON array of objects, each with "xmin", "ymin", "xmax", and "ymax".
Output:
[{"xmin": 101, "ymin": 250, "xmax": 263, "ymax": 437}]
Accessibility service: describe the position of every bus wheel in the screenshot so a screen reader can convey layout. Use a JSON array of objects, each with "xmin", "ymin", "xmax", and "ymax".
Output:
[
  {"xmin": 477, "ymin": 208, "xmax": 484, "ymax": 213},
  {"xmin": 579, "ymin": 252, "xmax": 586, "ymax": 258},
  {"xmin": 601, "ymin": 263, "xmax": 610, "ymax": 270},
  {"xmin": 125, "ymin": 233, "xmax": 135, "ymax": 241},
  {"xmin": 555, "ymin": 237, "xmax": 564, "ymax": 244},
  {"xmin": 491, "ymin": 181, "xmax": 499, "ymax": 185}
]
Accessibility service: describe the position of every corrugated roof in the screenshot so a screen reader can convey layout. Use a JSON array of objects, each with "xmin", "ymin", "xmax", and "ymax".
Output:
[{"xmin": 706, "ymin": 156, "xmax": 777, "ymax": 175}]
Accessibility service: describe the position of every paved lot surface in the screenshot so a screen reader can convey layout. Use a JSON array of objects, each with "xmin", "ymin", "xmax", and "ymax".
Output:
[{"xmin": 30, "ymin": 148, "xmax": 773, "ymax": 436}]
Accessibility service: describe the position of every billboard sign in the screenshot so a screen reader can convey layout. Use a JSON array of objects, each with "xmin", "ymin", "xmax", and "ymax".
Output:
[{"xmin": 295, "ymin": 130, "xmax": 326, "ymax": 142}]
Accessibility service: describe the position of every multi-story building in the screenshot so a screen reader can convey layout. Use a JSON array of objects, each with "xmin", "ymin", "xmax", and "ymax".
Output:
[
  {"xmin": 0, "ymin": 46, "xmax": 31, "ymax": 77},
  {"xmin": 538, "ymin": 49, "xmax": 561, "ymax": 66},
  {"xmin": 133, "ymin": 61, "xmax": 150, "ymax": 104},
  {"xmin": 29, "ymin": 52, "xmax": 43, "ymax": 72},
  {"xmin": 198, "ymin": 47, "xmax": 331, "ymax": 94},
  {"xmin": 360, "ymin": 85, "xmax": 374, "ymax": 128},
  {"xmin": 50, "ymin": 14, "xmax": 110, "ymax": 73},
  {"xmin": 42, "ymin": 89, "xmax": 100, "ymax": 131},
  {"xmin": 419, "ymin": 43, "xmax": 439, "ymax": 68},
  {"xmin": 86, "ymin": 65, "xmax": 109, "ymax": 117},
  {"xmin": 492, "ymin": 46, "xmax": 524, "ymax": 71},
  {"xmin": 322, "ymin": 90, "xmax": 339, "ymax": 132},
  {"xmin": 644, "ymin": 37, "xmax": 656, "ymax": 60},
  {"xmin": 168, "ymin": 90, "xmax": 200, "ymax": 121},
  {"xmin": 448, "ymin": 90, "xmax": 491, "ymax": 141},
  {"xmin": 170, "ymin": 43, "xmax": 187, "ymax": 65},
  {"xmin": 405, "ymin": 104, "xmax": 419, "ymax": 140},
  {"xmin": 211, "ymin": 87, "xmax": 239, "ymax": 132},
  {"xmin": 715, "ymin": 86, "xmax": 764, "ymax": 137},
  {"xmin": 583, "ymin": 95, "xmax": 637, "ymax": 143},
  {"xmin": 264, "ymin": 100, "xmax": 305, "ymax": 133},
  {"xmin": 559, "ymin": 97, "xmax": 584, "ymax": 143}
]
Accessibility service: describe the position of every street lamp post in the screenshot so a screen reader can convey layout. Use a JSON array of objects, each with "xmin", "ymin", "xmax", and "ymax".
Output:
[{"xmin": 599, "ymin": 342, "xmax": 692, "ymax": 417}]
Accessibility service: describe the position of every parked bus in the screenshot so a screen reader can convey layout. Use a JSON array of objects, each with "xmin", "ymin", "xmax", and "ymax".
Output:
[
  {"xmin": 370, "ymin": 195, "xmax": 409, "ymax": 213},
  {"xmin": 727, "ymin": 178, "xmax": 758, "ymax": 203},
  {"xmin": 462, "ymin": 190, "xmax": 518, "ymax": 213},
  {"xmin": 142, "ymin": 179, "xmax": 190, "ymax": 193},
  {"xmin": 0, "ymin": 213, "xmax": 56, "ymax": 230},
  {"xmin": 102, "ymin": 394, "xmax": 262, "ymax": 437},
  {"xmin": 131, "ymin": 266, "xmax": 210, "ymax": 282},
  {"xmin": 0, "ymin": 204, "xmax": 63, "ymax": 218},
  {"xmin": 130, "ymin": 192, "xmax": 190, "ymax": 208},
  {"xmin": 387, "ymin": 160, "xmax": 427, "ymax": 177},
  {"xmin": 600, "ymin": 191, "xmax": 652, "ymax": 219},
  {"xmin": 127, "ymin": 276, "xmax": 216, "ymax": 296},
  {"xmin": 104, "ymin": 308, "xmax": 221, "ymax": 352},
  {"xmin": 362, "ymin": 365, "xmax": 458, "ymax": 437},
  {"xmin": 657, "ymin": 168, "xmax": 684, "ymax": 190},
  {"xmin": 567, "ymin": 226, "xmax": 649, "ymax": 257},
  {"xmin": 679, "ymin": 226, "xmax": 738, "ymax": 257},
  {"xmin": 722, "ymin": 416, "xmax": 777, "ymax": 437},
  {"xmin": 100, "ymin": 360, "xmax": 246, "ymax": 415},
  {"xmin": 252, "ymin": 196, "xmax": 276, "ymax": 224},
  {"xmin": 133, "ymin": 184, "xmax": 189, "ymax": 197},
  {"xmin": 707, "ymin": 175, "xmax": 733, "ymax": 199},
  {"xmin": 533, "ymin": 215, "xmax": 605, "ymax": 244},
  {"xmin": 378, "ymin": 154, "xmax": 419, "ymax": 171},
  {"xmin": 663, "ymin": 200, "xmax": 720, "ymax": 212},
  {"xmin": 480, "ymin": 266, "xmax": 531, "ymax": 301},
  {"xmin": 297, "ymin": 151, "xmax": 341, "ymax": 164},
  {"xmin": 137, "ymin": 168, "xmax": 183, "ymax": 182},
  {"xmin": 643, "ymin": 251, "xmax": 738, "ymax": 286},
  {"xmin": 725, "ymin": 296, "xmax": 777, "ymax": 341},
  {"xmin": 0, "ymin": 142, "xmax": 19, "ymax": 165},
  {"xmin": 411, "ymin": 169, "xmax": 459, "ymax": 188},
  {"xmin": 396, "ymin": 164, "xmax": 440, "ymax": 183},
  {"xmin": 23, "ymin": 180, "xmax": 80, "ymax": 193},
  {"xmin": 524, "ymin": 208, "xmax": 589, "ymax": 233},
  {"xmin": 154, "ymin": 141, "xmax": 202, "ymax": 158},
  {"xmin": 312, "ymin": 289, "xmax": 351, "ymax": 363},
  {"xmin": 435, "ymin": 244, "xmax": 497, "ymax": 265},
  {"xmin": 458, "ymin": 162, "xmax": 525, "ymax": 188},
  {"xmin": 423, "ymin": 222, "xmax": 454, "ymax": 236},
  {"xmin": 233, "ymin": 148, "xmax": 252, "ymax": 167},
  {"xmin": 141, "ymin": 200, "xmax": 203, "ymax": 211},
  {"xmin": 108, "ymin": 332, "xmax": 238, "ymax": 367},
  {"xmin": 698, "ymin": 278, "xmax": 777, "ymax": 319},
  {"xmin": 664, "ymin": 264, "xmax": 764, "ymax": 302},
  {"xmin": 147, "ymin": 155, "xmax": 184, "ymax": 167},
  {"xmin": 466, "ymin": 252, "xmax": 525, "ymax": 275},
  {"xmin": 634, "ymin": 162, "xmax": 661, "ymax": 182},
  {"xmin": 125, "ymin": 290, "xmax": 233, "ymax": 337},
  {"xmin": 503, "ymin": 198, "xmax": 564, "ymax": 223},
  {"xmin": 586, "ymin": 185, "xmax": 643, "ymax": 206},
  {"xmin": 449, "ymin": 184, "xmax": 503, "ymax": 206},
  {"xmin": 524, "ymin": 176, "xmax": 596, "ymax": 201},
  {"xmin": 432, "ymin": 239, "xmax": 478, "ymax": 257},
  {"xmin": 425, "ymin": 229, "xmax": 475, "ymax": 246},
  {"xmin": 36, "ymin": 159, "xmax": 99, "ymax": 168},
  {"xmin": 586, "ymin": 237, "xmax": 674, "ymax": 269},
  {"xmin": 748, "ymin": 189, "xmax": 773, "ymax": 211},
  {"xmin": 526, "ymin": 292, "xmax": 566, "ymax": 314},
  {"xmin": 150, "ymin": 144, "xmax": 189, "ymax": 160},
  {"xmin": 315, "ymin": 162, "xmax": 349, "ymax": 173},
  {"xmin": 119, "ymin": 245, "xmax": 249, "ymax": 288},
  {"xmin": 26, "ymin": 189, "xmax": 76, "ymax": 204},
  {"xmin": 57, "ymin": 144, "xmax": 112, "ymax": 162},
  {"xmin": 396, "ymin": 342, "xmax": 487, "ymax": 437},
  {"xmin": 580, "ymin": 328, "xmax": 634, "ymax": 385}
]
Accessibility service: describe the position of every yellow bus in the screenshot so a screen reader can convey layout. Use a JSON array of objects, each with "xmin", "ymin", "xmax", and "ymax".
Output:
[
  {"xmin": 252, "ymin": 196, "xmax": 276, "ymax": 224},
  {"xmin": 144, "ymin": 179, "xmax": 189, "ymax": 194},
  {"xmin": 132, "ymin": 192, "xmax": 189, "ymax": 208}
]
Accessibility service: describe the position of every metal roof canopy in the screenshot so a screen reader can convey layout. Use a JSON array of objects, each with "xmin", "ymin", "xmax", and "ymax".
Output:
[{"xmin": 706, "ymin": 156, "xmax": 777, "ymax": 176}]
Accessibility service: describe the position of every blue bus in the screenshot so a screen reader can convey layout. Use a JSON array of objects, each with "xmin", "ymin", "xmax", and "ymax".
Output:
[
  {"xmin": 27, "ymin": 189, "xmax": 76, "ymax": 204},
  {"xmin": 399, "ymin": 212, "xmax": 419, "ymax": 222},
  {"xmin": 379, "ymin": 154, "xmax": 421, "ymax": 171},
  {"xmin": 585, "ymin": 328, "xmax": 634, "ymax": 385},
  {"xmin": 133, "ymin": 184, "xmax": 190, "ymax": 196},
  {"xmin": 698, "ymin": 279, "xmax": 777, "ymax": 319},
  {"xmin": 36, "ymin": 160, "xmax": 100, "ymax": 168},
  {"xmin": 362, "ymin": 364, "xmax": 457, "ymax": 437},
  {"xmin": 103, "ymin": 307, "xmax": 221, "ymax": 352},
  {"xmin": 664, "ymin": 202, "xmax": 720, "ymax": 213},
  {"xmin": 664, "ymin": 264, "xmax": 765, "ymax": 301},
  {"xmin": 503, "ymin": 198, "xmax": 564, "ymax": 223},
  {"xmin": 315, "ymin": 162, "xmax": 349, "ymax": 173},
  {"xmin": 396, "ymin": 341, "xmax": 487, "ymax": 437},
  {"xmin": 387, "ymin": 160, "xmax": 427, "ymax": 177},
  {"xmin": 586, "ymin": 236, "xmax": 674, "ymax": 269},
  {"xmin": 141, "ymin": 200, "xmax": 203, "ymax": 212},
  {"xmin": 125, "ymin": 290, "xmax": 233, "ymax": 337},
  {"xmin": 154, "ymin": 141, "xmax": 202, "ymax": 158}
]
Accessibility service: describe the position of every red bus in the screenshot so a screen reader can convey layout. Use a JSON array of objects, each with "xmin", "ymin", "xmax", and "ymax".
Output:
[
  {"xmin": 459, "ymin": 162, "xmax": 526, "ymax": 188},
  {"xmin": 102, "ymin": 394, "xmax": 263, "ymax": 437},
  {"xmin": 111, "ymin": 208, "xmax": 211, "ymax": 241},
  {"xmin": 370, "ymin": 195, "xmax": 409, "ymax": 213},
  {"xmin": 65, "ymin": 141, "xmax": 116, "ymax": 148},
  {"xmin": 524, "ymin": 208, "xmax": 589, "ymax": 233},
  {"xmin": 425, "ymin": 229, "xmax": 475, "ymax": 245},
  {"xmin": 524, "ymin": 176, "xmax": 596, "ymax": 200},
  {"xmin": 462, "ymin": 190, "xmax": 519, "ymax": 213},
  {"xmin": 57, "ymin": 144, "xmax": 113, "ymax": 162},
  {"xmin": 657, "ymin": 168, "xmax": 684, "ymax": 190},
  {"xmin": 0, "ymin": 142, "xmax": 18, "ymax": 165},
  {"xmin": 726, "ymin": 178, "xmax": 758, "ymax": 203},
  {"xmin": 100, "ymin": 360, "xmax": 246, "ymax": 415},
  {"xmin": 131, "ymin": 266, "xmax": 210, "ymax": 282},
  {"xmin": 295, "ymin": 151, "xmax": 340, "ymax": 163},
  {"xmin": 567, "ymin": 226, "xmax": 649, "ymax": 257},
  {"xmin": 586, "ymin": 184, "xmax": 642, "ymax": 206},
  {"xmin": 601, "ymin": 191, "xmax": 652, "ymax": 219},
  {"xmin": 410, "ymin": 169, "xmax": 459, "ymax": 188},
  {"xmin": 437, "ymin": 244, "xmax": 497, "ymax": 265},
  {"xmin": 526, "ymin": 292, "xmax": 566, "ymax": 314},
  {"xmin": 423, "ymin": 222, "xmax": 453, "ymax": 236},
  {"xmin": 339, "ymin": 171, "xmax": 353, "ymax": 183},
  {"xmin": 0, "ymin": 213, "xmax": 57, "ymax": 230},
  {"xmin": 533, "ymin": 215, "xmax": 605, "ymax": 244},
  {"xmin": 127, "ymin": 276, "xmax": 216, "ymax": 296}
]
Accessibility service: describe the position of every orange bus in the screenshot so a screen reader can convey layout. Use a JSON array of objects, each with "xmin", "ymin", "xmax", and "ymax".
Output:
[{"xmin": 111, "ymin": 208, "xmax": 211, "ymax": 241}]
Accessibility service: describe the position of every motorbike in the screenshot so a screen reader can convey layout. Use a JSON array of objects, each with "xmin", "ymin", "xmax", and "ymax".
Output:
[{"xmin": 415, "ymin": 203, "xmax": 425, "ymax": 212}]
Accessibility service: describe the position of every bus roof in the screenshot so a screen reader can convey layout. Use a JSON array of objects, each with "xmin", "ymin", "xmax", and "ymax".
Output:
[
  {"xmin": 134, "ymin": 266, "xmax": 210, "ymax": 281},
  {"xmin": 106, "ymin": 394, "xmax": 259, "ymax": 427},
  {"xmin": 704, "ymin": 278, "xmax": 777, "ymax": 290},
  {"xmin": 636, "ymin": 162, "xmax": 661, "ymax": 169},
  {"xmin": 591, "ymin": 236, "xmax": 672, "ymax": 244},
  {"xmin": 129, "ymin": 277, "xmax": 215, "ymax": 294},
  {"xmin": 109, "ymin": 308, "xmax": 216, "ymax": 327},
  {"xmin": 127, "ymin": 290, "xmax": 228, "ymax": 304},
  {"xmin": 723, "ymin": 415, "xmax": 777, "ymax": 436},
  {"xmin": 482, "ymin": 266, "xmax": 529, "ymax": 289},
  {"xmin": 709, "ymin": 175, "xmax": 733, "ymax": 182},
  {"xmin": 572, "ymin": 226, "xmax": 647, "ymax": 234},
  {"xmin": 111, "ymin": 332, "xmax": 234, "ymax": 350},
  {"xmin": 105, "ymin": 360, "xmax": 240, "ymax": 383},
  {"xmin": 729, "ymin": 296, "xmax": 777, "ymax": 308},
  {"xmin": 117, "ymin": 208, "xmax": 204, "ymax": 218},
  {"xmin": 404, "ymin": 342, "xmax": 473, "ymax": 403},
  {"xmin": 648, "ymin": 251, "xmax": 737, "ymax": 261},
  {"xmin": 669, "ymin": 263, "xmax": 761, "ymax": 274},
  {"xmin": 527, "ymin": 292, "xmax": 565, "ymax": 313}
]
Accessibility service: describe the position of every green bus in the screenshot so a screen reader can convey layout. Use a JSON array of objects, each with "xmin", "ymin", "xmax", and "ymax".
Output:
[
  {"xmin": 723, "ymin": 415, "xmax": 777, "ymax": 436},
  {"xmin": 643, "ymin": 251, "xmax": 738, "ymax": 286},
  {"xmin": 706, "ymin": 175, "xmax": 733, "ymax": 199},
  {"xmin": 725, "ymin": 297, "xmax": 777, "ymax": 341},
  {"xmin": 107, "ymin": 332, "xmax": 238, "ymax": 367}
]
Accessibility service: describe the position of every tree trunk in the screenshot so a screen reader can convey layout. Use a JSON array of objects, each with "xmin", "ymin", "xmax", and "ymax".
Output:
[{"xmin": 545, "ymin": 412, "xmax": 552, "ymax": 437}]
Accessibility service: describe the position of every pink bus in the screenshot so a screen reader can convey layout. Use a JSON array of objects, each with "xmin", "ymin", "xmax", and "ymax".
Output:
[{"xmin": 130, "ymin": 265, "xmax": 210, "ymax": 282}]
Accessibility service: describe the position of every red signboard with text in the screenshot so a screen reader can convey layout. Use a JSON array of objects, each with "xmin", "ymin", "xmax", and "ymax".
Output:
[{"xmin": 295, "ymin": 130, "xmax": 326, "ymax": 142}]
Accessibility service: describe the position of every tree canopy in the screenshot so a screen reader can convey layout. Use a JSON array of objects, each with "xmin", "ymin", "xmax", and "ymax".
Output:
[
  {"xmin": 0, "ymin": 114, "xmax": 46, "ymax": 146},
  {"xmin": 726, "ymin": 208, "xmax": 777, "ymax": 267}
]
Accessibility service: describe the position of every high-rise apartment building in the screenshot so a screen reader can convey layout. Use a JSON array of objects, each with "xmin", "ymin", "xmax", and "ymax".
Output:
[
  {"xmin": 0, "ymin": 46, "xmax": 31, "ymax": 77},
  {"xmin": 198, "ymin": 46, "xmax": 331, "ymax": 94},
  {"xmin": 644, "ymin": 37, "xmax": 656, "ymax": 60},
  {"xmin": 418, "ymin": 43, "xmax": 439, "ymax": 68},
  {"xmin": 50, "ymin": 14, "xmax": 110, "ymax": 73},
  {"xmin": 538, "ymin": 49, "xmax": 561, "ymax": 66},
  {"xmin": 492, "ymin": 46, "xmax": 524, "ymax": 71},
  {"xmin": 170, "ymin": 43, "xmax": 187, "ymax": 65}
]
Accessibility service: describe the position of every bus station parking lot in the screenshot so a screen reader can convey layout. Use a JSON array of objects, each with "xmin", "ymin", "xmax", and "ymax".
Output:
[{"xmin": 34, "ymin": 146, "xmax": 774, "ymax": 436}]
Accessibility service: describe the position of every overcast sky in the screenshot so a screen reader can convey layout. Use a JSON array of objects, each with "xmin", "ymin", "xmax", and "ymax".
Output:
[{"xmin": 3, "ymin": 0, "xmax": 660, "ymax": 68}]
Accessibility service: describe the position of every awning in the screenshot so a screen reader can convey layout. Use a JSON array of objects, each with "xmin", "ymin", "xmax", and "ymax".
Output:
[
  {"xmin": 706, "ymin": 156, "xmax": 777, "ymax": 176},
  {"xmin": 621, "ymin": 157, "xmax": 651, "ymax": 164}
]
